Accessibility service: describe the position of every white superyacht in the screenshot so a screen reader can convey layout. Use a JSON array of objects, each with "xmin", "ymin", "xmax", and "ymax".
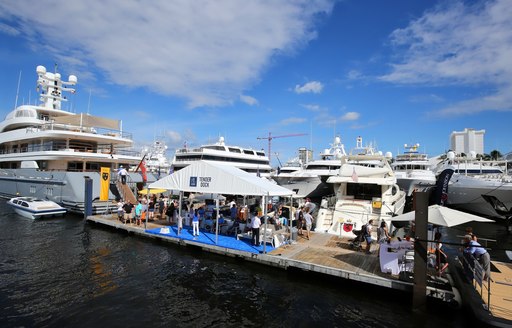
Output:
[{"xmin": 0, "ymin": 65, "xmax": 144, "ymax": 213}]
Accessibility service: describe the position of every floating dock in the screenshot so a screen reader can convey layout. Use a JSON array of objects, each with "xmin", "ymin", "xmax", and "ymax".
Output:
[{"xmin": 86, "ymin": 214, "xmax": 460, "ymax": 306}]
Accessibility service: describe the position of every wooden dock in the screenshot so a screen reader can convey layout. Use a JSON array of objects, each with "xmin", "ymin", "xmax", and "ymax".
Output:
[{"xmin": 86, "ymin": 214, "xmax": 458, "ymax": 302}]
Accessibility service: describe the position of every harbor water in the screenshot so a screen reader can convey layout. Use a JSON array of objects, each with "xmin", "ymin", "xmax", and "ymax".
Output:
[{"xmin": 1, "ymin": 201, "xmax": 510, "ymax": 327}]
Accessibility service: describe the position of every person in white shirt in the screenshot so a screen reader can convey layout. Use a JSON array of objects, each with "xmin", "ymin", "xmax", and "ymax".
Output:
[
  {"xmin": 251, "ymin": 212, "xmax": 261, "ymax": 246},
  {"xmin": 118, "ymin": 166, "xmax": 128, "ymax": 184}
]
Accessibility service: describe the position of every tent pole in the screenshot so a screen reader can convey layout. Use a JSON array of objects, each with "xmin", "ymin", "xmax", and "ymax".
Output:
[
  {"xmin": 178, "ymin": 191, "xmax": 183, "ymax": 235},
  {"xmin": 263, "ymin": 194, "xmax": 268, "ymax": 254},
  {"xmin": 215, "ymin": 198, "xmax": 219, "ymax": 244}
]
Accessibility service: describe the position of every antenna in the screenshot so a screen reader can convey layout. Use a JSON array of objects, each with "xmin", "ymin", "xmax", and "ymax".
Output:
[
  {"xmin": 14, "ymin": 70, "xmax": 22, "ymax": 110},
  {"xmin": 87, "ymin": 89, "xmax": 92, "ymax": 114}
]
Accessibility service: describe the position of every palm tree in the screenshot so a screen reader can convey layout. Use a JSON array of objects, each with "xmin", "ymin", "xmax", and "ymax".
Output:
[{"xmin": 490, "ymin": 150, "xmax": 502, "ymax": 160}]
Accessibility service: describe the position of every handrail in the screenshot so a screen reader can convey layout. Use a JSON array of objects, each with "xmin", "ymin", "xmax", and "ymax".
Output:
[{"xmin": 457, "ymin": 251, "xmax": 491, "ymax": 311}]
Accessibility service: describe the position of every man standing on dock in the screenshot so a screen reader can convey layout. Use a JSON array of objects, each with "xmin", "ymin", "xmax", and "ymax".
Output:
[{"xmin": 251, "ymin": 211, "xmax": 261, "ymax": 246}]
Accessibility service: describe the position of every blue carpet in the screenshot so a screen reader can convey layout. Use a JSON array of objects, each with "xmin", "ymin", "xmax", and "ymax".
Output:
[{"xmin": 145, "ymin": 225, "xmax": 275, "ymax": 254}]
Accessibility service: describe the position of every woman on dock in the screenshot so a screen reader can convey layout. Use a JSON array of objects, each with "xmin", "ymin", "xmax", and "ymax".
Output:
[{"xmin": 435, "ymin": 232, "xmax": 449, "ymax": 277}]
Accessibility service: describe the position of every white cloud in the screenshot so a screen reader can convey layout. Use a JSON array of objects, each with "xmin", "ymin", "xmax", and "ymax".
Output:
[
  {"xmin": 0, "ymin": 0, "xmax": 335, "ymax": 108},
  {"xmin": 294, "ymin": 81, "xmax": 324, "ymax": 94},
  {"xmin": 239, "ymin": 94, "xmax": 258, "ymax": 106},
  {"xmin": 280, "ymin": 117, "xmax": 306, "ymax": 125},
  {"xmin": 301, "ymin": 104, "xmax": 322, "ymax": 111},
  {"xmin": 165, "ymin": 130, "xmax": 182, "ymax": 144},
  {"xmin": 380, "ymin": 0, "xmax": 512, "ymax": 116},
  {"xmin": 339, "ymin": 112, "xmax": 359, "ymax": 121},
  {"xmin": 0, "ymin": 22, "xmax": 19, "ymax": 36}
]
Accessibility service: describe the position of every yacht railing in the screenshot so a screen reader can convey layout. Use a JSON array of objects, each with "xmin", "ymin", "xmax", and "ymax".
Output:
[
  {"xmin": 25, "ymin": 122, "xmax": 133, "ymax": 140},
  {"xmin": 457, "ymin": 251, "xmax": 492, "ymax": 311}
]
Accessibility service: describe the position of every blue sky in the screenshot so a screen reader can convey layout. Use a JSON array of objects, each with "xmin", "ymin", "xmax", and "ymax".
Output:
[{"xmin": 0, "ymin": 0, "xmax": 511, "ymax": 166}]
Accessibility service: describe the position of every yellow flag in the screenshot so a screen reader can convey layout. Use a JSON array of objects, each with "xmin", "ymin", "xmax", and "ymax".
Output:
[{"xmin": 100, "ymin": 167, "xmax": 110, "ymax": 201}]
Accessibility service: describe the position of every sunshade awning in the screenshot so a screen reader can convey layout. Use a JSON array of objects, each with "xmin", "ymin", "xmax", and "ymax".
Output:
[{"xmin": 52, "ymin": 113, "xmax": 120, "ymax": 130}]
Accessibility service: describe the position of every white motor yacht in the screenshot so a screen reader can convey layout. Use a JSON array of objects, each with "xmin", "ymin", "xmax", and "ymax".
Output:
[
  {"xmin": 8, "ymin": 196, "xmax": 67, "ymax": 219},
  {"xmin": 273, "ymin": 136, "xmax": 347, "ymax": 199},
  {"xmin": 0, "ymin": 65, "xmax": 143, "ymax": 213},
  {"xmin": 315, "ymin": 150, "xmax": 406, "ymax": 238},
  {"xmin": 435, "ymin": 151, "xmax": 512, "ymax": 218},
  {"xmin": 171, "ymin": 136, "xmax": 272, "ymax": 176},
  {"xmin": 141, "ymin": 139, "xmax": 172, "ymax": 178},
  {"xmin": 391, "ymin": 143, "xmax": 437, "ymax": 196}
]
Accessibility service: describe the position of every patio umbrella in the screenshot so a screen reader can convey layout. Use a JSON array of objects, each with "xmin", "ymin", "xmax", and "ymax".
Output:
[
  {"xmin": 138, "ymin": 188, "xmax": 167, "ymax": 195},
  {"xmin": 391, "ymin": 205, "xmax": 494, "ymax": 227}
]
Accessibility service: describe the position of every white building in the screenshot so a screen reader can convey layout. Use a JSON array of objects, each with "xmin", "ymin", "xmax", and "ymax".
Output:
[{"xmin": 450, "ymin": 128, "xmax": 485, "ymax": 155}]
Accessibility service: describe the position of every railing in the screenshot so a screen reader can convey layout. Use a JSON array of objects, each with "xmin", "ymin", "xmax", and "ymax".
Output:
[{"xmin": 457, "ymin": 250, "xmax": 491, "ymax": 311}]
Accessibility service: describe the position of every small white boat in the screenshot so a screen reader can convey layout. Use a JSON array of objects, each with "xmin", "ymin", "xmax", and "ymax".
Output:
[{"xmin": 8, "ymin": 197, "xmax": 67, "ymax": 219}]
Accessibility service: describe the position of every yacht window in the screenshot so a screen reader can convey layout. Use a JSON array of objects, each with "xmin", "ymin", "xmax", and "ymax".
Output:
[
  {"xmin": 46, "ymin": 188, "xmax": 53, "ymax": 196},
  {"xmin": 256, "ymin": 151, "xmax": 265, "ymax": 156},
  {"xmin": 228, "ymin": 147, "xmax": 241, "ymax": 153},
  {"xmin": 30, "ymin": 186, "xmax": 36, "ymax": 194},
  {"xmin": 243, "ymin": 150, "xmax": 255, "ymax": 155},
  {"xmin": 21, "ymin": 202, "xmax": 29, "ymax": 207},
  {"xmin": 347, "ymin": 183, "xmax": 381, "ymax": 201}
]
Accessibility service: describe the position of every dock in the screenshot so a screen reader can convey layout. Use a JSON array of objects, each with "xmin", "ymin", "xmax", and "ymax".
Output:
[
  {"xmin": 86, "ymin": 214, "xmax": 459, "ymax": 305},
  {"xmin": 451, "ymin": 255, "xmax": 512, "ymax": 327}
]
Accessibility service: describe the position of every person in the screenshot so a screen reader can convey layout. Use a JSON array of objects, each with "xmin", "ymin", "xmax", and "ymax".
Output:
[
  {"xmin": 251, "ymin": 211, "xmax": 261, "ymax": 246},
  {"xmin": 434, "ymin": 232, "xmax": 449, "ymax": 277},
  {"xmin": 116, "ymin": 199, "xmax": 124, "ymax": 221},
  {"xmin": 303, "ymin": 208, "xmax": 313, "ymax": 240},
  {"xmin": 230, "ymin": 203, "xmax": 237, "ymax": 220},
  {"xmin": 192, "ymin": 209, "xmax": 200, "ymax": 237},
  {"xmin": 297, "ymin": 206, "xmax": 304, "ymax": 235},
  {"xmin": 134, "ymin": 201, "xmax": 143, "ymax": 226},
  {"xmin": 177, "ymin": 214, "xmax": 183, "ymax": 235},
  {"xmin": 158, "ymin": 196, "xmax": 165, "ymax": 220},
  {"xmin": 122, "ymin": 200, "xmax": 134, "ymax": 224},
  {"xmin": 118, "ymin": 165, "xmax": 128, "ymax": 184},
  {"xmin": 464, "ymin": 234, "xmax": 491, "ymax": 281},
  {"xmin": 364, "ymin": 219, "xmax": 374, "ymax": 254},
  {"xmin": 148, "ymin": 196, "xmax": 155, "ymax": 221},
  {"xmin": 377, "ymin": 221, "xmax": 390, "ymax": 244}
]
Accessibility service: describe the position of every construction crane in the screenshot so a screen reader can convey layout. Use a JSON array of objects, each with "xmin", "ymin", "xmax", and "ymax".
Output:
[{"xmin": 257, "ymin": 132, "xmax": 307, "ymax": 162}]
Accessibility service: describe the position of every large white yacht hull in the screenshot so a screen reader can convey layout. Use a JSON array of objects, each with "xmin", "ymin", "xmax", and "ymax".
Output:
[{"xmin": 446, "ymin": 174, "xmax": 512, "ymax": 218}]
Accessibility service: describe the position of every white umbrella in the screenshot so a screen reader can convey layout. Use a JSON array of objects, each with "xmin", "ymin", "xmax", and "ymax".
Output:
[{"xmin": 391, "ymin": 205, "xmax": 494, "ymax": 227}]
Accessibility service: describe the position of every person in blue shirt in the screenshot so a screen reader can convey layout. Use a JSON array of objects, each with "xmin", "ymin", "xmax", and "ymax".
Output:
[
  {"xmin": 464, "ymin": 234, "xmax": 491, "ymax": 281},
  {"xmin": 230, "ymin": 204, "xmax": 237, "ymax": 220}
]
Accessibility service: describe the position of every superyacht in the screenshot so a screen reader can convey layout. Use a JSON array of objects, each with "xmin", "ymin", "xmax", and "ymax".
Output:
[{"xmin": 0, "ymin": 65, "xmax": 144, "ymax": 213}]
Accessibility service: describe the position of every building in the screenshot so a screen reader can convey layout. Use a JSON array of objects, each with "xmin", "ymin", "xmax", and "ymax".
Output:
[{"xmin": 450, "ymin": 128, "xmax": 485, "ymax": 156}]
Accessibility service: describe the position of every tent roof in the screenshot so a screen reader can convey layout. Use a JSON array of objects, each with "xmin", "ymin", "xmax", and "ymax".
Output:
[{"xmin": 148, "ymin": 161, "xmax": 294, "ymax": 196}]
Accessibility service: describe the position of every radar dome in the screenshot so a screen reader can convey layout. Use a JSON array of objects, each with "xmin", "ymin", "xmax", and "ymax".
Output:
[
  {"xmin": 55, "ymin": 73, "xmax": 61, "ymax": 80},
  {"xmin": 469, "ymin": 151, "xmax": 476, "ymax": 159},
  {"xmin": 385, "ymin": 151, "xmax": 393, "ymax": 159},
  {"xmin": 36, "ymin": 65, "xmax": 46, "ymax": 75},
  {"xmin": 447, "ymin": 151, "xmax": 456, "ymax": 160},
  {"xmin": 68, "ymin": 75, "xmax": 77, "ymax": 84}
]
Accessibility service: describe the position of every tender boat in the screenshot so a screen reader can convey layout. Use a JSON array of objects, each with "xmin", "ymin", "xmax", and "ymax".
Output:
[{"xmin": 8, "ymin": 197, "xmax": 67, "ymax": 219}]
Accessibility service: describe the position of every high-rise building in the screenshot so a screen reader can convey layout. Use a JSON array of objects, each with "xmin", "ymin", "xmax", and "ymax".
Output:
[{"xmin": 450, "ymin": 128, "xmax": 485, "ymax": 156}]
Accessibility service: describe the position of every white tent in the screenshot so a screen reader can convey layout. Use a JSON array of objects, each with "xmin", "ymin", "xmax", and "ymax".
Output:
[
  {"xmin": 148, "ymin": 160, "xmax": 293, "ymax": 196},
  {"xmin": 148, "ymin": 161, "xmax": 294, "ymax": 250}
]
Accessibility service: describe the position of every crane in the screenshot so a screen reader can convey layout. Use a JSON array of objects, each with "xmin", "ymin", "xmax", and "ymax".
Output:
[{"xmin": 257, "ymin": 132, "xmax": 307, "ymax": 162}]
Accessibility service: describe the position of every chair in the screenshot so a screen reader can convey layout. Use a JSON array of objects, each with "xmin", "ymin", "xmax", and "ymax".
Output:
[{"xmin": 260, "ymin": 228, "xmax": 274, "ymax": 247}]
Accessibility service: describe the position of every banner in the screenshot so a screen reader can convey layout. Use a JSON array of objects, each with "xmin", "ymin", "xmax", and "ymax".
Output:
[
  {"xmin": 100, "ymin": 167, "xmax": 110, "ymax": 201},
  {"xmin": 432, "ymin": 168, "xmax": 454, "ymax": 206}
]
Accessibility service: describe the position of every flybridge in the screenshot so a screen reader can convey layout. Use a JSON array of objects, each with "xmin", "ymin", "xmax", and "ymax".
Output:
[{"xmin": 36, "ymin": 65, "xmax": 77, "ymax": 110}]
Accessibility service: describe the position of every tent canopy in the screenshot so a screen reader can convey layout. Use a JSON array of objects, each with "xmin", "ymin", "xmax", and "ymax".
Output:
[{"xmin": 148, "ymin": 161, "xmax": 294, "ymax": 197}]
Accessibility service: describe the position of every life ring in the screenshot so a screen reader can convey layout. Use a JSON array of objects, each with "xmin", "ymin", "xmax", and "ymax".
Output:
[{"xmin": 343, "ymin": 222, "xmax": 354, "ymax": 233}]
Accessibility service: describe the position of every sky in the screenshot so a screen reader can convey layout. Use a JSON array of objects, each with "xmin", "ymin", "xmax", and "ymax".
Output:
[{"xmin": 0, "ymin": 0, "xmax": 511, "ymax": 167}]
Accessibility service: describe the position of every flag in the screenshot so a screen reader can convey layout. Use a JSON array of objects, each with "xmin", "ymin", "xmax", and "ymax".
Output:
[
  {"xmin": 100, "ymin": 167, "xmax": 110, "ymax": 201},
  {"xmin": 140, "ymin": 160, "xmax": 147, "ymax": 183},
  {"xmin": 169, "ymin": 165, "xmax": 174, "ymax": 175},
  {"xmin": 351, "ymin": 167, "xmax": 358, "ymax": 182}
]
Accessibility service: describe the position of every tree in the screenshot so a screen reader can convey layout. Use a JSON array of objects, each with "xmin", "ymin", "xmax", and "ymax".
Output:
[{"xmin": 490, "ymin": 150, "xmax": 502, "ymax": 160}]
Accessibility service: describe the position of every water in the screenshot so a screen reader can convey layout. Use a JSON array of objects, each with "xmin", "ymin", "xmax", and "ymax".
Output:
[{"xmin": 1, "ymin": 202, "xmax": 509, "ymax": 328}]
